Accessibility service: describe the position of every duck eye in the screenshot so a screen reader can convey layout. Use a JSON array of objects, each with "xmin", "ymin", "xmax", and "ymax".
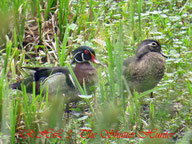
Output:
[
  {"xmin": 151, "ymin": 42, "xmax": 157, "ymax": 46},
  {"xmin": 84, "ymin": 50, "xmax": 89, "ymax": 54}
]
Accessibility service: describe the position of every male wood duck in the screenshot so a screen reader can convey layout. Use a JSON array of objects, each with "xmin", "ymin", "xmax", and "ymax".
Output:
[
  {"xmin": 10, "ymin": 46, "xmax": 99, "ymax": 104},
  {"xmin": 123, "ymin": 39, "xmax": 167, "ymax": 96}
]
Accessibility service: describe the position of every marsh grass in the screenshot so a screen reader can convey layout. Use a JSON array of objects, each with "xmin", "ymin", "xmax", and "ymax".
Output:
[{"xmin": 0, "ymin": 0, "xmax": 192, "ymax": 144}]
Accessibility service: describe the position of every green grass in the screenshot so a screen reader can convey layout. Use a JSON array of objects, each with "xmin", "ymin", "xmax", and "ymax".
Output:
[{"xmin": 0, "ymin": 0, "xmax": 192, "ymax": 143}]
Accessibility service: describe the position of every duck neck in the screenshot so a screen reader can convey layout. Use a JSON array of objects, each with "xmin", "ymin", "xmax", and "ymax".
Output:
[{"xmin": 73, "ymin": 62, "xmax": 93, "ymax": 86}]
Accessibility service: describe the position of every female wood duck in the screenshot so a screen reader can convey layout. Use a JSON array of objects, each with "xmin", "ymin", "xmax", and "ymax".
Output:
[
  {"xmin": 10, "ymin": 46, "xmax": 99, "ymax": 104},
  {"xmin": 123, "ymin": 39, "xmax": 167, "ymax": 96}
]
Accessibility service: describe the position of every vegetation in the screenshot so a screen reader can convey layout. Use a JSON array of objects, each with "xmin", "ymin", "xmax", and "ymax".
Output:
[{"xmin": 0, "ymin": 0, "xmax": 192, "ymax": 143}]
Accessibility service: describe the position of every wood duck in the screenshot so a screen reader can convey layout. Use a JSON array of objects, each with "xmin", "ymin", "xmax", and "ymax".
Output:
[
  {"xmin": 10, "ymin": 46, "xmax": 99, "ymax": 104},
  {"xmin": 123, "ymin": 39, "xmax": 167, "ymax": 96}
]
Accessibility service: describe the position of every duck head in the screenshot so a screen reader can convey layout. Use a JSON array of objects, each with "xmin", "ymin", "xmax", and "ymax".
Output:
[
  {"xmin": 136, "ymin": 39, "xmax": 168, "ymax": 59},
  {"xmin": 71, "ymin": 46, "xmax": 100, "ymax": 64}
]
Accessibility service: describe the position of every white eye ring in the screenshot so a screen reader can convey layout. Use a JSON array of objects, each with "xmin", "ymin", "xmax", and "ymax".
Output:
[{"xmin": 151, "ymin": 42, "xmax": 157, "ymax": 46}]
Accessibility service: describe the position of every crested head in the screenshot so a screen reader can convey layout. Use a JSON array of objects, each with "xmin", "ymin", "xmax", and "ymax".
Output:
[
  {"xmin": 136, "ymin": 39, "xmax": 167, "ymax": 59},
  {"xmin": 71, "ymin": 46, "xmax": 100, "ymax": 64}
]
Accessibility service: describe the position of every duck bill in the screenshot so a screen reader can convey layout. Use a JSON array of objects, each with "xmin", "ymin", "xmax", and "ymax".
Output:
[
  {"xmin": 91, "ymin": 56, "xmax": 100, "ymax": 64},
  {"xmin": 91, "ymin": 53, "xmax": 100, "ymax": 64},
  {"xmin": 160, "ymin": 50, "xmax": 168, "ymax": 58}
]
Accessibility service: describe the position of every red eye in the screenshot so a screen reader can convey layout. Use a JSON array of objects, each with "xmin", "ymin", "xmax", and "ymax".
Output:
[{"xmin": 84, "ymin": 50, "xmax": 89, "ymax": 54}]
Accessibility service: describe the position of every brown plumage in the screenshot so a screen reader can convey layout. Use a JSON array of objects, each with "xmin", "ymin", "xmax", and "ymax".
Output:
[
  {"xmin": 123, "ymin": 39, "xmax": 167, "ymax": 93},
  {"xmin": 74, "ymin": 63, "xmax": 98, "ymax": 92}
]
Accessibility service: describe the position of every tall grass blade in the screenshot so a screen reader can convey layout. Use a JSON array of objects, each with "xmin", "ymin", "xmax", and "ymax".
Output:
[
  {"xmin": 44, "ymin": 0, "xmax": 54, "ymax": 20},
  {"xmin": 106, "ymin": 37, "xmax": 115, "ymax": 100},
  {"xmin": 37, "ymin": 0, "xmax": 42, "ymax": 41},
  {"xmin": 59, "ymin": 24, "xmax": 70, "ymax": 66}
]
